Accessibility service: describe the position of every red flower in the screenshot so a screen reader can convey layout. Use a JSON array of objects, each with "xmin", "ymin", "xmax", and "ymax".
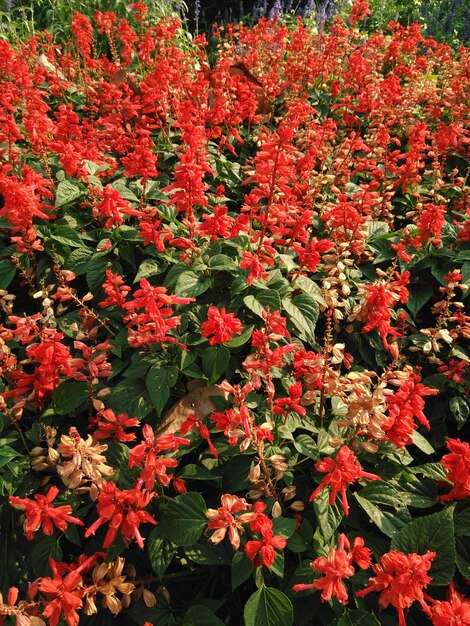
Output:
[
  {"xmin": 93, "ymin": 408, "xmax": 139, "ymax": 442},
  {"xmin": 356, "ymin": 550, "xmax": 435, "ymax": 626},
  {"xmin": 292, "ymin": 534, "xmax": 371, "ymax": 604},
  {"xmin": 180, "ymin": 411, "xmax": 218, "ymax": 458},
  {"xmin": 129, "ymin": 425, "xmax": 190, "ymax": 490},
  {"xmin": 309, "ymin": 446, "xmax": 381, "ymax": 515},
  {"xmin": 9, "ymin": 486, "xmax": 84, "ymax": 540},
  {"xmin": 245, "ymin": 527, "xmax": 286, "ymax": 568},
  {"xmin": 438, "ymin": 359, "xmax": 468, "ymax": 385},
  {"xmin": 39, "ymin": 559, "xmax": 89, "ymax": 626},
  {"xmin": 428, "ymin": 582, "xmax": 470, "ymax": 626},
  {"xmin": 205, "ymin": 494, "xmax": 254, "ymax": 550},
  {"xmin": 383, "ymin": 370, "xmax": 438, "ymax": 448},
  {"xmin": 273, "ymin": 381, "xmax": 306, "ymax": 416},
  {"xmin": 84, "ymin": 482, "xmax": 156, "ymax": 549},
  {"xmin": 440, "ymin": 438, "xmax": 470, "ymax": 501},
  {"xmin": 201, "ymin": 306, "xmax": 243, "ymax": 346},
  {"xmin": 294, "ymin": 546, "xmax": 354, "ymax": 604}
]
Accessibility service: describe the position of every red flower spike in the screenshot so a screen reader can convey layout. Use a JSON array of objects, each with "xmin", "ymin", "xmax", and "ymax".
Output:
[
  {"xmin": 356, "ymin": 550, "xmax": 435, "ymax": 626},
  {"xmin": 440, "ymin": 438, "xmax": 470, "ymax": 501},
  {"xmin": 428, "ymin": 582, "xmax": 470, "ymax": 625},
  {"xmin": 309, "ymin": 446, "xmax": 381, "ymax": 515},
  {"xmin": 201, "ymin": 306, "xmax": 243, "ymax": 346},
  {"xmin": 9, "ymin": 486, "xmax": 84, "ymax": 540},
  {"xmin": 84, "ymin": 482, "xmax": 156, "ymax": 549}
]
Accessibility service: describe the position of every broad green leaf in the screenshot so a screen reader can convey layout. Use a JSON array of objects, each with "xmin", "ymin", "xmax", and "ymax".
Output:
[
  {"xmin": 411, "ymin": 430, "xmax": 435, "ymax": 454},
  {"xmin": 244, "ymin": 290, "xmax": 282, "ymax": 318},
  {"xmin": 55, "ymin": 180, "xmax": 83, "ymax": 208},
  {"xmin": 333, "ymin": 609, "xmax": 381, "ymax": 626},
  {"xmin": 0, "ymin": 259, "xmax": 16, "ymax": 289},
  {"xmin": 244, "ymin": 586, "xmax": 293, "ymax": 626},
  {"xmin": 358, "ymin": 483, "xmax": 404, "ymax": 509},
  {"xmin": 148, "ymin": 526, "xmax": 178, "ymax": 579},
  {"xmin": 456, "ymin": 536, "xmax": 470, "ymax": 579},
  {"xmin": 86, "ymin": 254, "xmax": 109, "ymax": 293},
  {"xmin": 107, "ymin": 379, "xmax": 153, "ymax": 419},
  {"xmin": 47, "ymin": 225, "xmax": 84, "ymax": 248},
  {"xmin": 406, "ymin": 285, "xmax": 434, "ymax": 316},
  {"xmin": 232, "ymin": 552, "xmax": 253, "ymax": 591},
  {"xmin": 313, "ymin": 487, "xmax": 343, "ymax": 542},
  {"xmin": 355, "ymin": 494, "xmax": 411, "ymax": 538},
  {"xmin": 52, "ymin": 381, "xmax": 88, "ymax": 415},
  {"xmin": 134, "ymin": 259, "xmax": 161, "ymax": 282},
  {"xmin": 146, "ymin": 364, "xmax": 178, "ymax": 415},
  {"xmin": 390, "ymin": 507, "xmax": 455, "ymax": 585},
  {"xmin": 202, "ymin": 346, "xmax": 230, "ymax": 384},
  {"xmin": 184, "ymin": 543, "xmax": 229, "ymax": 566},
  {"xmin": 294, "ymin": 275, "xmax": 327, "ymax": 307},
  {"xmin": 409, "ymin": 463, "xmax": 448, "ymax": 481},
  {"xmin": 183, "ymin": 606, "xmax": 225, "ymax": 626},
  {"xmin": 282, "ymin": 294, "xmax": 319, "ymax": 342},
  {"xmin": 224, "ymin": 325, "xmax": 254, "ymax": 348},
  {"xmin": 207, "ymin": 254, "xmax": 238, "ymax": 271},
  {"xmin": 32, "ymin": 536, "xmax": 63, "ymax": 578},
  {"xmin": 111, "ymin": 181, "xmax": 140, "ymax": 202},
  {"xmin": 158, "ymin": 492, "xmax": 207, "ymax": 547},
  {"xmin": 270, "ymin": 550, "xmax": 284, "ymax": 578},
  {"xmin": 272, "ymin": 517, "xmax": 297, "ymax": 540},
  {"xmin": 449, "ymin": 396, "xmax": 469, "ymax": 429},
  {"xmin": 175, "ymin": 270, "xmax": 211, "ymax": 297}
]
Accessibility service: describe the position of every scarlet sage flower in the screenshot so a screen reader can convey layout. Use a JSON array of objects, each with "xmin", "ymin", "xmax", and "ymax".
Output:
[
  {"xmin": 39, "ymin": 559, "xmax": 89, "ymax": 626},
  {"xmin": 292, "ymin": 534, "xmax": 371, "ymax": 603},
  {"xmin": 205, "ymin": 494, "xmax": 254, "ymax": 550},
  {"xmin": 428, "ymin": 582, "xmax": 470, "ymax": 625},
  {"xmin": 84, "ymin": 482, "xmax": 156, "ymax": 549},
  {"xmin": 245, "ymin": 527, "xmax": 287, "ymax": 568},
  {"xmin": 93, "ymin": 408, "xmax": 139, "ymax": 442},
  {"xmin": 439, "ymin": 438, "xmax": 470, "ymax": 501},
  {"xmin": 356, "ymin": 550, "xmax": 435, "ymax": 626},
  {"xmin": 9, "ymin": 486, "xmax": 84, "ymax": 540},
  {"xmin": 128, "ymin": 425, "xmax": 190, "ymax": 490},
  {"xmin": 273, "ymin": 381, "xmax": 306, "ymax": 416},
  {"xmin": 309, "ymin": 446, "xmax": 381, "ymax": 515},
  {"xmin": 201, "ymin": 306, "xmax": 243, "ymax": 346}
]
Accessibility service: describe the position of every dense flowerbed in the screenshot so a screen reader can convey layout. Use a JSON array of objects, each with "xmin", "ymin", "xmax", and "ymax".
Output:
[{"xmin": 0, "ymin": 1, "xmax": 469, "ymax": 625}]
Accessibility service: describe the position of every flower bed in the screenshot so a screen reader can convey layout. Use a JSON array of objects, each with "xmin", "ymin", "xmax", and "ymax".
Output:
[{"xmin": 0, "ymin": 2, "xmax": 469, "ymax": 625}]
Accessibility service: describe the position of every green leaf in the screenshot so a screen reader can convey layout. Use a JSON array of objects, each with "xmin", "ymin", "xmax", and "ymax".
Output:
[
  {"xmin": 175, "ymin": 270, "xmax": 211, "ymax": 297},
  {"xmin": 0, "ymin": 259, "xmax": 16, "ymax": 289},
  {"xmin": 409, "ymin": 463, "xmax": 448, "ymax": 481},
  {"xmin": 232, "ymin": 552, "xmax": 253, "ymax": 591},
  {"xmin": 55, "ymin": 180, "xmax": 83, "ymax": 208},
  {"xmin": 207, "ymin": 254, "xmax": 238, "ymax": 271},
  {"xmin": 355, "ymin": 494, "xmax": 411, "ymax": 538},
  {"xmin": 134, "ymin": 259, "xmax": 161, "ymax": 282},
  {"xmin": 32, "ymin": 536, "xmax": 63, "ymax": 578},
  {"xmin": 183, "ymin": 606, "xmax": 225, "ymax": 626},
  {"xmin": 390, "ymin": 507, "xmax": 456, "ymax": 585},
  {"xmin": 107, "ymin": 379, "xmax": 153, "ymax": 419},
  {"xmin": 456, "ymin": 536, "xmax": 470, "ymax": 579},
  {"xmin": 270, "ymin": 550, "xmax": 284, "ymax": 578},
  {"xmin": 294, "ymin": 275, "xmax": 327, "ymax": 306},
  {"xmin": 282, "ymin": 294, "xmax": 319, "ymax": 342},
  {"xmin": 158, "ymin": 492, "xmax": 207, "ymax": 547},
  {"xmin": 272, "ymin": 517, "xmax": 297, "ymax": 540},
  {"xmin": 312, "ymin": 487, "xmax": 343, "ymax": 542},
  {"xmin": 202, "ymin": 346, "xmax": 230, "ymax": 384},
  {"xmin": 47, "ymin": 225, "xmax": 84, "ymax": 248},
  {"xmin": 111, "ymin": 181, "xmax": 140, "ymax": 202},
  {"xmin": 411, "ymin": 431, "xmax": 435, "ymax": 454},
  {"xmin": 224, "ymin": 325, "xmax": 254, "ymax": 348},
  {"xmin": 333, "ymin": 609, "xmax": 381, "ymax": 626},
  {"xmin": 146, "ymin": 364, "xmax": 178, "ymax": 415},
  {"xmin": 86, "ymin": 254, "xmax": 109, "ymax": 293},
  {"xmin": 244, "ymin": 290, "xmax": 282, "ymax": 319},
  {"xmin": 148, "ymin": 526, "xmax": 178, "ymax": 579},
  {"xmin": 406, "ymin": 285, "xmax": 434, "ymax": 316},
  {"xmin": 449, "ymin": 396, "xmax": 469, "ymax": 429},
  {"xmin": 244, "ymin": 586, "xmax": 293, "ymax": 626},
  {"xmin": 185, "ymin": 544, "xmax": 229, "ymax": 566},
  {"xmin": 52, "ymin": 381, "xmax": 88, "ymax": 415}
]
